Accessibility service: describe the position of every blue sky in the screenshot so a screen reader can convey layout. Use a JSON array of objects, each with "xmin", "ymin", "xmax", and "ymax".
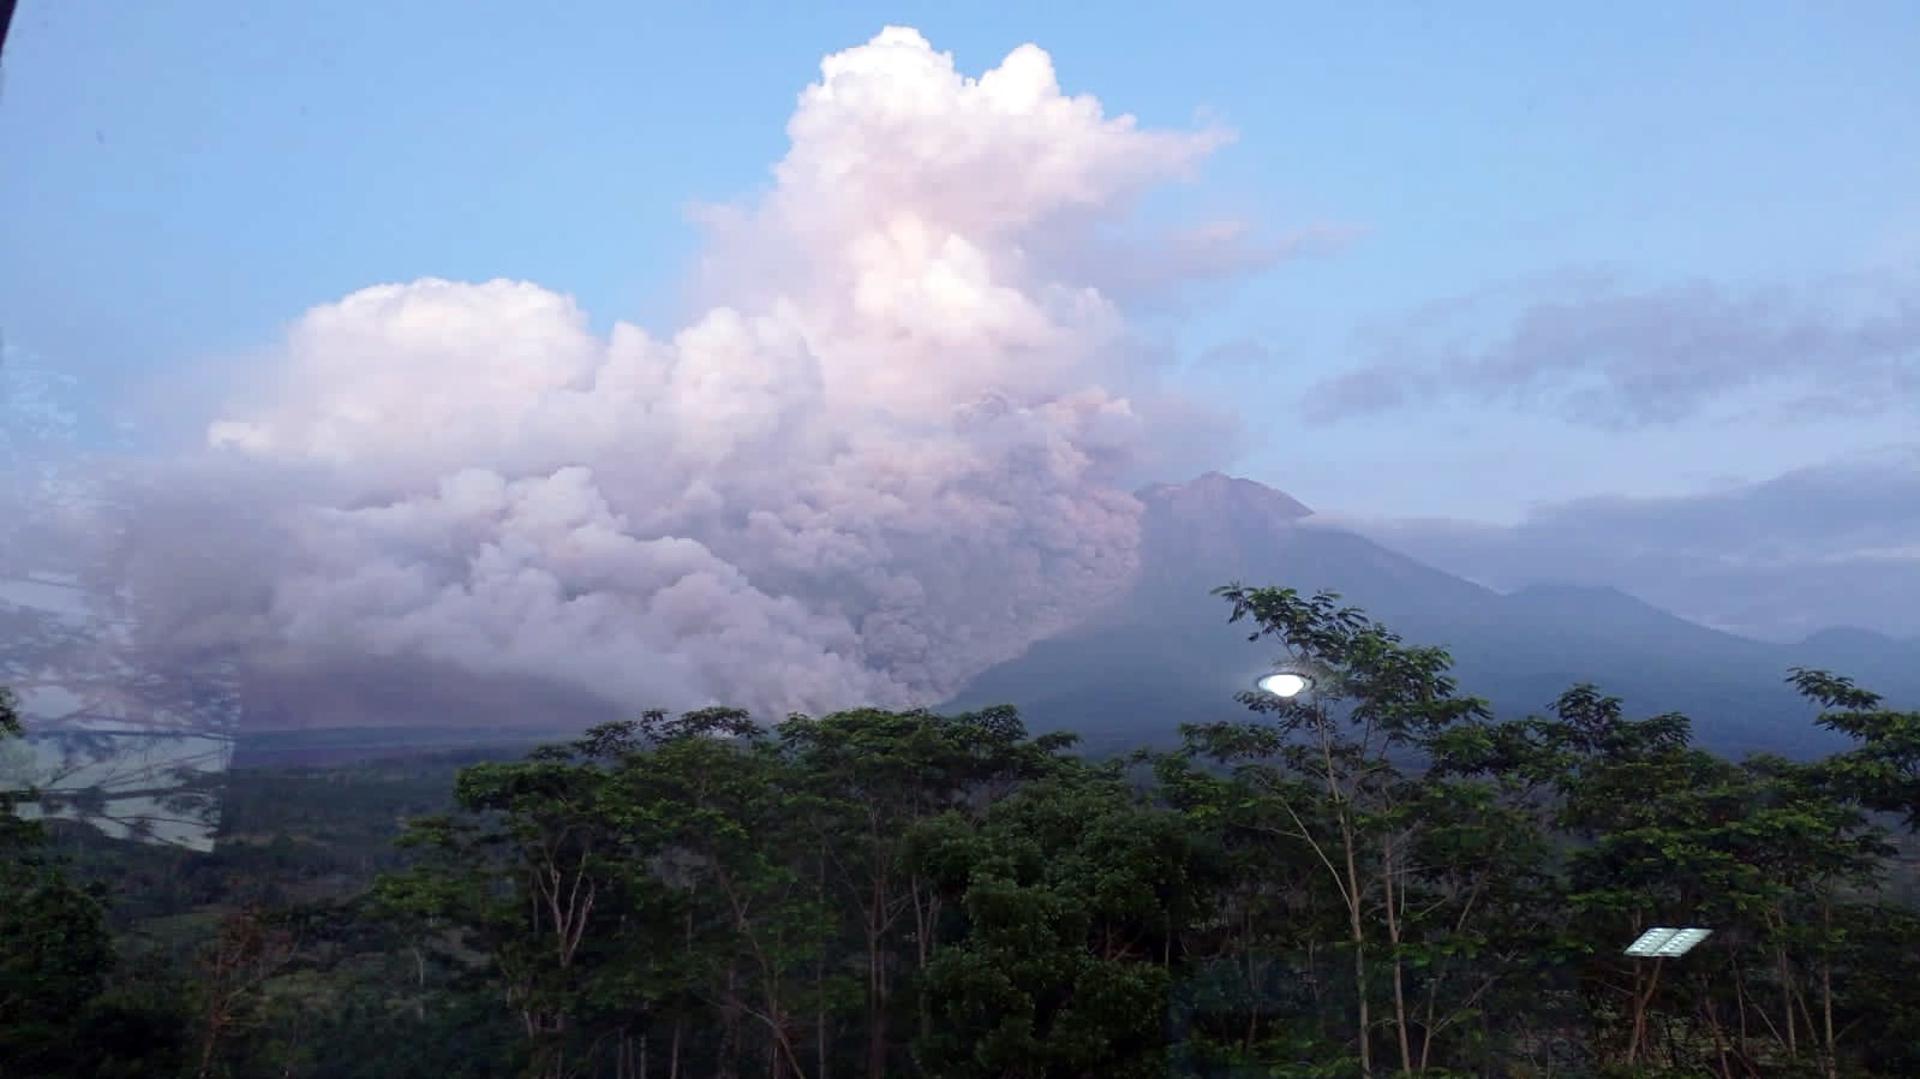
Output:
[{"xmin": 3, "ymin": 0, "xmax": 1918, "ymax": 523}]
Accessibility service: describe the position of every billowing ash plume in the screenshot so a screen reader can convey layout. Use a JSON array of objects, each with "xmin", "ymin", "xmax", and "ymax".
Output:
[{"xmin": 15, "ymin": 28, "xmax": 1251, "ymax": 726}]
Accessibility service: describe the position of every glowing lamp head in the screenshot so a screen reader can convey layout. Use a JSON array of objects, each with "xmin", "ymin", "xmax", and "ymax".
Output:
[{"xmin": 1255, "ymin": 671, "xmax": 1311, "ymax": 699}]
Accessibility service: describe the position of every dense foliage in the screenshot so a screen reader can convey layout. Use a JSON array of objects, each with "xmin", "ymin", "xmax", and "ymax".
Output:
[{"xmin": 4, "ymin": 586, "xmax": 1919, "ymax": 1077}]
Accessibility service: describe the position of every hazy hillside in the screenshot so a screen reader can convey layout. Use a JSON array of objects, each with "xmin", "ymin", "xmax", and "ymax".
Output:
[{"xmin": 946, "ymin": 472, "xmax": 1916, "ymax": 757}]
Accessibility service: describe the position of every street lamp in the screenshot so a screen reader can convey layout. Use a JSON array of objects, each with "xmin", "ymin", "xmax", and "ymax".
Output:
[
  {"xmin": 1253, "ymin": 658, "xmax": 1338, "ymax": 702},
  {"xmin": 1254, "ymin": 671, "xmax": 1313, "ymax": 699}
]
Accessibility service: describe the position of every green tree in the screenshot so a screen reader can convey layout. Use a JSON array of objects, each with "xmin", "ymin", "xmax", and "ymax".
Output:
[
  {"xmin": 0, "ymin": 686, "xmax": 117, "ymax": 1076},
  {"xmin": 1194, "ymin": 585, "xmax": 1493, "ymax": 1076},
  {"xmin": 377, "ymin": 715, "xmax": 674, "ymax": 1078},
  {"xmin": 1791, "ymin": 667, "xmax": 1920, "ymax": 832},
  {"xmin": 778, "ymin": 704, "xmax": 1074, "ymax": 1075},
  {"xmin": 910, "ymin": 764, "xmax": 1203, "ymax": 1078}
]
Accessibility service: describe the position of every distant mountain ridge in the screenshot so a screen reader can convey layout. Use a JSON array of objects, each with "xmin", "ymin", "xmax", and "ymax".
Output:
[{"xmin": 945, "ymin": 473, "xmax": 1920, "ymax": 758}]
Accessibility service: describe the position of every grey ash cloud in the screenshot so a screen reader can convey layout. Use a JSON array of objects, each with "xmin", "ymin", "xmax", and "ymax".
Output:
[{"xmin": 1303, "ymin": 272, "xmax": 1920, "ymax": 428}]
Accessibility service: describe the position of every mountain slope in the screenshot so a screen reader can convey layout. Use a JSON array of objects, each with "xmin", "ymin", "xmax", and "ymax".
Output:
[
  {"xmin": 1790, "ymin": 627, "xmax": 1920, "ymax": 703},
  {"xmin": 947, "ymin": 473, "xmax": 1913, "ymax": 757}
]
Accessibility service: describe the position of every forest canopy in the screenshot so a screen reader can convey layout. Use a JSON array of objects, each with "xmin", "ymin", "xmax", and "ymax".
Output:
[{"xmin": 3, "ymin": 585, "xmax": 1919, "ymax": 1078}]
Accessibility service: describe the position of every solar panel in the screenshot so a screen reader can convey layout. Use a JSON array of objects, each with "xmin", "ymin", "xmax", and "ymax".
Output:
[{"xmin": 1624, "ymin": 926, "xmax": 1712, "ymax": 958}]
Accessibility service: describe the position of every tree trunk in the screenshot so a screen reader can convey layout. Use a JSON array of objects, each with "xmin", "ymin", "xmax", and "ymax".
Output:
[
  {"xmin": 1701, "ymin": 973, "xmax": 1733, "ymax": 1079},
  {"xmin": 1820, "ymin": 900, "xmax": 1838, "ymax": 1079},
  {"xmin": 817, "ymin": 842, "xmax": 831, "ymax": 1079},
  {"xmin": 1778, "ymin": 946, "xmax": 1797, "ymax": 1059},
  {"xmin": 1626, "ymin": 959, "xmax": 1663, "ymax": 1066},
  {"xmin": 1339, "ymin": 810, "xmax": 1372, "ymax": 1077},
  {"xmin": 1418, "ymin": 981, "xmax": 1439, "ymax": 1073},
  {"xmin": 1353, "ymin": 935, "xmax": 1373, "ymax": 1077},
  {"xmin": 911, "ymin": 874, "xmax": 936, "ymax": 1044},
  {"xmin": 866, "ymin": 1006, "xmax": 887, "ymax": 1079},
  {"xmin": 1241, "ymin": 905, "xmax": 1259, "ymax": 1053},
  {"xmin": 1626, "ymin": 961, "xmax": 1645, "ymax": 1066},
  {"xmin": 817, "ymin": 1005, "xmax": 829, "ymax": 1079},
  {"xmin": 1321, "ymin": 702, "xmax": 1373, "ymax": 1078},
  {"xmin": 866, "ymin": 872, "xmax": 888, "ymax": 1079},
  {"xmin": 411, "ymin": 944, "xmax": 428, "ymax": 1021},
  {"xmin": 719, "ymin": 965, "xmax": 741, "ymax": 1079},
  {"xmin": 1382, "ymin": 834, "xmax": 1413, "ymax": 1076},
  {"xmin": 195, "ymin": 1008, "xmax": 228, "ymax": 1079},
  {"xmin": 1733, "ymin": 959, "xmax": 1750, "ymax": 1054},
  {"xmin": 1244, "ymin": 941, "xmax": 1261, "ymax": 1052}
]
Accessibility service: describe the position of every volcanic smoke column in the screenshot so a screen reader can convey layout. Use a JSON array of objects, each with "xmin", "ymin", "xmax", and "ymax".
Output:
[{"xmin": 131, "ymin": 27, "xmax": 1245, "ymax": 725}]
